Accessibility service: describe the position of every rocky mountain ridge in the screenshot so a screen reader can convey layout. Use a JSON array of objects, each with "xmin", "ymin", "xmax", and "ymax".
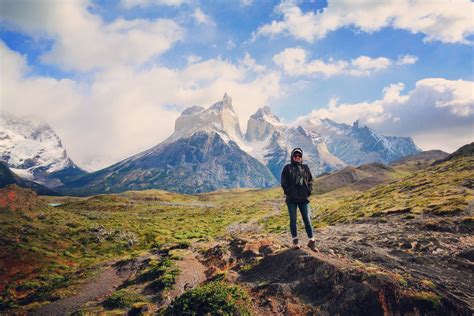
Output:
[
  {"xmin": 2, "ymin": 94, "xmax": 421, "ymax": 194},
  {"xmin": 0, "ymin": 112, "xmax": 86, "ymax": 187},
  {"xmin": 0, "ymin": 162, "xmax": 58, "ymax": 195},
  {"xmin": 58, "ymin": 97, "xmax": 278, "ymax": 195}
]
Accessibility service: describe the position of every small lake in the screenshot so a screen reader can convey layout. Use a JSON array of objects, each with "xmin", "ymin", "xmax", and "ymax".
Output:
[{"xmin": 48, "ymin": 203, "xmax": 62, "ymax": 207}]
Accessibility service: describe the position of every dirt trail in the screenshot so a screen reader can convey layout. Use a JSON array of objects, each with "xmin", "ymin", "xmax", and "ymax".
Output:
[
  {"xmin": 30, "ymin": 260, "xmax": 137, "ymax": 316},
  {"xmin": 158, "ymin": 249, "xmax": 207, "ymax": 309}
]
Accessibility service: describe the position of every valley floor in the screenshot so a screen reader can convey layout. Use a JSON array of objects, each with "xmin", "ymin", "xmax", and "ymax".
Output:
[{"xmin": 25, "ymin": 199, "xmax": 474, "ymax": 315}]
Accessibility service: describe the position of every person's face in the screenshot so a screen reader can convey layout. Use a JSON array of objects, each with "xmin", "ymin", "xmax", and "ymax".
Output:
[{"xmin": 293, "ymin": 153, "xmax": 302, "ymax": 162}]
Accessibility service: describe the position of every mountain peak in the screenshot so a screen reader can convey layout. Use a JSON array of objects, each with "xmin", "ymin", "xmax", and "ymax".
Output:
[
  {"xmin": 170, "ymin": 94, "xmax": 242, "ymax": 145},
  {"xmin": 0, "ymin": 112, "xmax": 85, "ymax": 187},
  {"xmin": 294, "ymin": 112, "xmax": 322, "ymax": 128},
  {"xmin": 223, "ymin": 92, "xmax": 232, "ymax": 105},
  {"xmin": 182, "ymin": 105, "xmax": 205, "ymax": 116},
  {"xmin": 250, "ymin": 106, "xmax": 280, "ymax": 122},
  {"xmin": 210, "ymin": 93, "xmax": 235, "ymax": 112},
  {"xmin": 245, "ymin": 106, "xmax": 284, "ymax": 142}
]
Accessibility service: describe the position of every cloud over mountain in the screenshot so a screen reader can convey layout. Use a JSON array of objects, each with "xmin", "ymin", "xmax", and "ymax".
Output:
[
  {"xmin": 310, "ymin": 78, "xmax": 474, "ymax": 152},
  {"xmin": 0, "ymin": 0, "xmax": 471, "ymax": 171},
  {"xmin": 0, "ymin": 42, "xmax": 281, "ymax": 171},
  {"xmin": 273, "ymin": 48, "xmax": 416, "ymax": 77}
]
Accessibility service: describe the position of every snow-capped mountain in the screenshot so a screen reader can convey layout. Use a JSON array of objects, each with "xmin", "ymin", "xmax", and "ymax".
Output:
[
  {"xmin": 243, "ymin": 106, "xmax": 419, "ymax": 180},
  {"xmin": 59, "ymin": 94, "xmax": 278, "ymax": 195},
  {"xmin": 58, "ymin": 93, "xmax": 420, "ymax": 195},
  {"xmin": 245, "ymin": 106, "xmax": 346, "ymax": 176},
  {"xmin": 165, "ymin": 93, "xmax": 246, "ymax": 149},
  {"xmin": 0, "ymin": 112, "xmax": 86, "ymax": 187},
  {"xmin": 297, "ymin": 116, "xmax": 421, "ymax": 166},
  {"xmin": 245, "ymin": 106, "xmax": 285, "ymax": 142},
  {"xmin": 0, "ymin": 161, "xmax": 58, "ymax": 195}
]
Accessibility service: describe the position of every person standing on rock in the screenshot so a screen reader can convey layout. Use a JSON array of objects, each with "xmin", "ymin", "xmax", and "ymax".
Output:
[{"xmin": 281, "ymin": 148, "xmax": 317, "ymax": 251}]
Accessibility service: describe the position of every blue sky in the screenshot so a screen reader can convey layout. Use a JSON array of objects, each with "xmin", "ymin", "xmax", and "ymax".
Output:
[{"xmin": 1, "ymin": 0, "xmax": 473, "ymax": 170}]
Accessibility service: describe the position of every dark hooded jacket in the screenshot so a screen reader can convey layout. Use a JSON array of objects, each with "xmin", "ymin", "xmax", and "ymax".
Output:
[{"xmin": 281, "ymin": 148, "xmax": 313, "ymax": 203}]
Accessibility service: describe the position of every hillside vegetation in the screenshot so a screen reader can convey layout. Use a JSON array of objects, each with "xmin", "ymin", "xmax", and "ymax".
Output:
[
  {"xmin": 1, "ymin": 148, "xmax": 472, "ymax": 314},
  {"xmin": 265, "ymin": 155, "xmax": 473, "ymax": 232}
]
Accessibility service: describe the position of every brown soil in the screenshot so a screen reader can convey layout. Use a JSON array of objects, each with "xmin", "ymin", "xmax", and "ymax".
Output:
[
  {"xmin": 30, "ymin": 258, "xmax": 142, "ymax": 316},
  {"xmin": 311, "ymin": 212, "xmax": 474, "ymax": 312},
  {"xmin": 157, "ymin": 249, "xmax": 207, "ymax": 309},
  {"xmin": 199, "ymin": 208, "xmax": 473, "ymax": 315}
]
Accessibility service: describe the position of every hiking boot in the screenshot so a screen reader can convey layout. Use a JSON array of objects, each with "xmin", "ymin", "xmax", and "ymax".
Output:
[
  {"xmin": 307, "ymin": 240, "xmax": 318, "ymax": 252},
  {"xmin": 292, "ymin": 238, "xmax": 300, "ymax": 248}
]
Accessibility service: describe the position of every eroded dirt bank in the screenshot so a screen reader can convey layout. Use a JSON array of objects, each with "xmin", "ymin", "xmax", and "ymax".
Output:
[{"xmin": 200, "ymin": 209, "xmax": 473, "ymax": 315}]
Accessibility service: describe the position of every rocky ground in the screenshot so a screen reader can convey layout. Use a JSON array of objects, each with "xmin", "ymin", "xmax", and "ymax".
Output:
[
  {"xmin": 313, "ymin": 208, "xmax": 474, "ymax": 313},
  {"xmin": 199, "ymin": 205, "xmax": 473, "ymax": 315}
]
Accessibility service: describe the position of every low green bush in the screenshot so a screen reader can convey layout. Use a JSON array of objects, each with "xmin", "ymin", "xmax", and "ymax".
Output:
[
  {"xmin": 143, "ymin": 258, "xmax": 180, "ymax": 293},
  {"xmin": 103, "ymin": 289, "xmax": 147, "ymax": 309},
  {"xmin": 16, "ymin": 281, "xmax": 41, "ymax": 291},
  {"xmin": 165, "ymin": 281, "xmax": 251, "ymax": 315}
]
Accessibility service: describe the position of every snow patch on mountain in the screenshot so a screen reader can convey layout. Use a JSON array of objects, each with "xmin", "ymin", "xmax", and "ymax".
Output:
[
  {"xmin": 166, "ymin": 93, "xmax": 244, "ymax": 147},
  {"xmin": 0, "ymin": 112, "xmax": 83, "ymax": 187}
]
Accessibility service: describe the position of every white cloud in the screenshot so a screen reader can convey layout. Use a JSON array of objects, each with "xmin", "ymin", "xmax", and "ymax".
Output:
[
  {"xmin": 193, "ymin": 8, "xmax": 216, "ymax": 26},
  {"xmin": 240, "ymin": 0, "xmax": 253, "ymax": 7},
  {"xmin": 241, "ymin": 53, "xmax": 267, "ymax": 73},
  {"xmin": 273, "ymin": 48, "xmax": 415, "ymax": 77},
  {"xmin": 397, "ymin": 54, "xmax": 418, "ymax": 65},
  {"xmin": 350, "ymin": 56, "xmax": 391, "ymax": 70},
  {"xmin": 186, "ymin": 55, "xmax": 202, "ymax": 65},
  {"xmin": 273, "ymin": 48, "xmax": 347, "ymax": 77},
  {"xmin": 0, "ymin": 0, "xmax": 183, "ymax": 71},
  {"xmin": 120, "ymin": 0, "xmax": 188, "ymax": 8},
  {"xmin": 422, "ymin": 78, "xmax": 474, "ymax": 117},
  {"xmin": 253, "ymin": 0, "xmax": 474, "ymax": 44},
  {"xmin": 309, "ymin": 78, "xmax": 474, "ymax": 152},
  {"xmin": 0, "ymin": 43, "xmax": 281, "ymax": 170}
]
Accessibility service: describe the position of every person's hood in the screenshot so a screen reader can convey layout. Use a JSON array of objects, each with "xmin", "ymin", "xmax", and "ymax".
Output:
[{"xmin": 291, "ymin": 147, "xmax": 303, "ymax": 164}]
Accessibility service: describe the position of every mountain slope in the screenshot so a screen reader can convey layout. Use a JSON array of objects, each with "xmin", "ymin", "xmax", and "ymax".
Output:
[
  {"xmin": 0, "ymin": 162, "xmax": 59, "ymax": 195},
  {"xmin": 244, "ymin": 106, "xmax": 419, "ymax": 179},
  {"xmin": 312, "ymin": 162, "xmax": 408, "ymax": 194},
  {"xmin": 57, "ymin": 95, "xmax": 421, "ymax": 195},
  {"xmin": 433, "ymin": 142, "xmax": 474, "ymax": 165},
  {"xmin": 59, "ymin": 95, "xmax": 278, "ymax": 195},
  {"xmin": 0, "ymin": 112, "xmax": 86, "ymax": 187},
  {"xmin": 245, "ymin": 107, "xmax": 346, "ymax": 178},
  {"xmin": 390, "ymin": 150, "xmax": 449, "ymax": 172},
  {"xmin": 297, "ymin": 117, "xmax": 421, "ymax": 166}
]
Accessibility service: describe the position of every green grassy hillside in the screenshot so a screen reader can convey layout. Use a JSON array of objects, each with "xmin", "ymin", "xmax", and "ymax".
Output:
[
  {"xmin": 1, "ymin": 153, "xmax": 472, "ymax": 313},
  {"xmin": 0, "ymin": 186, "xmax": 281, "ymax": 310},
  {"xmin": 264, "ymin": 155, "xmax": 473, "ymax": 233}
]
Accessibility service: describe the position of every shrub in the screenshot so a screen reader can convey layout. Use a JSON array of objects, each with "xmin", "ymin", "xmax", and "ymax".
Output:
[
  {"xmin": 165, "ymin": 281, "xmax": 251, "ymax": 315},
  {"xmin": 16, "ymin": 281, "xmax": 41, "ymax": 291},
  {"xmin": 140, "ymin": 257, "xmax": 180, "ymax": 294},
  {"xmin": 409, "ymin": 290, "xmax": 441, "ymax": 309},
  {"xmin": 103, "ymin": 289, "xmax": 147, "ymax": 309},
  {"xmin": 141, "ymin": 258, "xmax": 174, "ymax": 281}
]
